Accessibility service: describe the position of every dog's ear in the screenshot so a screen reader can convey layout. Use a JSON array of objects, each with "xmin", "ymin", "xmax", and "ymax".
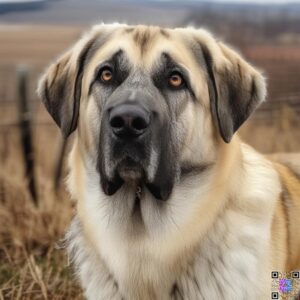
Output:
[
  {"xmin": 37, "ymin": 33, "xmax": 98, "ymax": 138},
  {"xmin": 196, "ymin": 34, "xmax": 266, "ymax": 143}
]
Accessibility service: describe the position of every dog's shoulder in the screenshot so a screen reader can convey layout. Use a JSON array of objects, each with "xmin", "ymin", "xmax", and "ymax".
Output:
[
  {"xmin": 269, "ymin": 153, "xmax": 300, "ymax": 180},
  {"xmin": 268, "ymin": 153, "xmax": 300, "ymax": 271}
]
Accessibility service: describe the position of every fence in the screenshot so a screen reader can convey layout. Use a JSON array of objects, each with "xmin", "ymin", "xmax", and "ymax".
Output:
[{"xmin": 0, "ymin": 65, "xmax": 67, "ymax": 206}]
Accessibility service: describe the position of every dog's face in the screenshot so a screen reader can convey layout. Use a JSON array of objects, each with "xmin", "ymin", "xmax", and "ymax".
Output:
[{"xmin": 39, "ymin": 24, "xmax": 266, "ymax": 208}]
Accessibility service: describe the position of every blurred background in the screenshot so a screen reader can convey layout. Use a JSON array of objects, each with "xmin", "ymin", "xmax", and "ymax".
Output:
[{"xmin": 0, "ymin": 0, "xmax": 299, "ymax": 298}]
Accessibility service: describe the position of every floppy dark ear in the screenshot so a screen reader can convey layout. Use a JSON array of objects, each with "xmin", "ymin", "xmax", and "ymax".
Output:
[
  {"xmin": 37, "ymin": 34, "xmax": 98, "ymax": 138},
  {"xmin": 201, "ymin": 41, "xmax": 266, "ymax": 143}
]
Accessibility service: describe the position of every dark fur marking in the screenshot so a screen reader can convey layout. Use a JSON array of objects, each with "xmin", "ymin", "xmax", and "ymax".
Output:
[
  {"xmin": 68, "ymin": 35, "xmax": 101, "ymax": 135},
  {"xmin": 193, "ymin": 38, "xmax": 262, "ymax": 143},
  {"xmin": 250, "ymin": 77, "xmax": 257, "ymax": 100},
  {"xmin": 50, "ymin": 55, "xmax": 71, "ymax": 90},
  {"xmin": 105, "ymin": 273, "xmax": 120, "ymax": 296},
  {"xmin": 160, "ymin": 28, "xmax": 170, "ymax": 38},
  {"xmin": 170, "ymin": 283, "xmax": 184, "ymax": 300},
  {"xmin": 125, "ymin": 27, "xmax": 134, "ymax": 33},
  {"xmin": 88, "ymin": 49, "xmax": 130, "ymax": 96},
  {"xmin": 40, "ymin": 32, "xmax": 112, "ymax": 138},
  {"xmin": 198, "ymin": 42, "xmax": 224, "ymax": 141},
  {"xmin": 133, "ymin": 29, "xmax": 151, "ymax": 54},
  {"xmin": 43, "ymin": 78, "xmax": 51, "ymax": 115},
  {"xmin": 49, "ymin": 63, "xmax": 60, "ymax": 90},
  {"xmin": 153, "ymin": 52, "xmax": 195, "ymax": 102}
]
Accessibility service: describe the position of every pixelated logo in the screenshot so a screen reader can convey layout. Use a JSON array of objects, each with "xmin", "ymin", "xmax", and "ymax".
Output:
[
  {"xmin": 279, "ymin": 279, "xmax": 292, "ymax": 293},
  {"xmin": 271, "ymin": 271, "xmax": 300, "ymax": 299}
]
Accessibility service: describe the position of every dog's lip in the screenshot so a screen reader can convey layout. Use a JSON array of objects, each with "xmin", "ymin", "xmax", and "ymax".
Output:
[
  {"xmin": 101, "ymin": 157, "xmax": 173, "ymax": 201},
  {"xmin": 116, "ymin": 158, "xmax": 144, "ymax": 182},
  {"xmin": 118, "ymin": 166, "xmax": 143, "ymax": 183}
]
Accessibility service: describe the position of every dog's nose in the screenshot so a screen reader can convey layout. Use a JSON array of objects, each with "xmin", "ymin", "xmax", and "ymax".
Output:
[{"xmin": 109, "ymin": 104, "xmax": 150, "ymax": 138}]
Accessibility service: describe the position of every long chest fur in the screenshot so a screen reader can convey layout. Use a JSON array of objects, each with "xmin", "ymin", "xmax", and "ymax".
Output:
[{"xmin": 67, "ymin": 206, "xmax": 269, "ymax": 300}]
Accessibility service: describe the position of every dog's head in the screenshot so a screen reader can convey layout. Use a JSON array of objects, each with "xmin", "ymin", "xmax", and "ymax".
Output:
[{"xmin": 38, "ymin": 24, "xmax": 266, "ymax": 203}]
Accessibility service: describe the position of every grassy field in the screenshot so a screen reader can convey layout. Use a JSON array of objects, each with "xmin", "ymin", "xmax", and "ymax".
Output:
[
  {"xmin": 0, "ymin": 25, "xmax": 299, "ymax": 299},
  {"xmin": 0, "ymin": 115, "xmax": 83, "ymax": 299}
]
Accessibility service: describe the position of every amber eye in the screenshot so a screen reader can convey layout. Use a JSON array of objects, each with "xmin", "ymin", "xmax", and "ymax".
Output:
[
  {"xmin": 100, "ymin": 68, "xmax": 113, "ymax": 83},
  {"xmin": 168, "ymin": 72, "xmax": 184, "ymax": 88}
]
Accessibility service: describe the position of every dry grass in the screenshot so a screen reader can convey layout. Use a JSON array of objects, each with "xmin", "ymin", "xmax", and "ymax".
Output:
[
  {"xmin": 240, "ymin": 104, "xmax": 300, "ymax": 153},
  {"xmin": 0, "ymin": 104, "xmax": 83, "ymax": 299},
  {"xmin": 0, "ymin": 183, "xmax": 82, "ymax": 300},
  {"xmin": 0, "ymin": 25, "xmax": 299, "ymax": 299}
]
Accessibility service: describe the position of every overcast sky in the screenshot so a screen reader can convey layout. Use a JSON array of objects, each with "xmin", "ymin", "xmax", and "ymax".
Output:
[
  {"xmin": 154, "ymin": 0, "xmax": 300, "ymax": 3},
  {"xmin": 215, "ymin": 0, "xmax": 300, "ymax": 3}
]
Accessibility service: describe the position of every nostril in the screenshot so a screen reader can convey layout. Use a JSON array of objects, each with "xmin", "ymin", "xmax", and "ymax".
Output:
[
  {"xmin": 132, "ymin": 117, "xmax": 149, "ymax": 131},
  {"xmin": 110, "ymin": 116, "xmax": 125, "ymax": 129},
  {"xmin": 108, "ymin": 104, "xmax": 151, "ymax": 137}
]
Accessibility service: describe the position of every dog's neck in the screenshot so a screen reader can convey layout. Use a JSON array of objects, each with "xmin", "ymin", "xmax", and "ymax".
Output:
[
  {"xmin": 66, "ymin": 138, "xmax": 278, "ymax": 299},
  {"xmin": 69, "ymin": 135, "xmax": 243, "ymax": 257},
  {"xmin": 67, "ymin": 136, "xmax": 278, "ymax": 299}
]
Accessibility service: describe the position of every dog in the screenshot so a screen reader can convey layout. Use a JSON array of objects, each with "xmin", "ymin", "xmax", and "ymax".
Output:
[{"xmin": 38, "ymin": 24, "xmax": 300, "ymax": 299}]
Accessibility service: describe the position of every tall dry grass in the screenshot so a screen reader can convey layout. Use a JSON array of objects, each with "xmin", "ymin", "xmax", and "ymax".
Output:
[
  {"xmin": 0, "ymin": 104, "xmax": 82, "ymax": 299},
  {"xmin": 240, "ymin": 103, "xmax": 300, "ymax": 153}
]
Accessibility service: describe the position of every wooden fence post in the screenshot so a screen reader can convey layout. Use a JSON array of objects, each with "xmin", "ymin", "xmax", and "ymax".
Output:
[{"xmin": 17, "ymin": 65, "xmax": 38, "ymax": 205}]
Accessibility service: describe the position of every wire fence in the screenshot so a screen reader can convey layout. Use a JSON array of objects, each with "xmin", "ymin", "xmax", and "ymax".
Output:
[{"xmin": 0, "ymin": 65, "xmax": 67, "ymax": 205}]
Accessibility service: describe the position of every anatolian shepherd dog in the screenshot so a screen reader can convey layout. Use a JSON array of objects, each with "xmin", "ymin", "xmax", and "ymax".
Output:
[{"xmin": 38, "ymin": 24, "xmax": 300, "ymax": 299}]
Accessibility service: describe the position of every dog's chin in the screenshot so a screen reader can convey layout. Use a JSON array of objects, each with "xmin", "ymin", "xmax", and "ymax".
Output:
[
  {"xmin": 100, "ymin": 158, "xmax": 174, "ymax": 201},
  {"xmin": 116, "ymin": 157, "xmax": 144, "ymax": 182},
  {"xmin": 118, "ymin": 168, "xmax": 143, "ymax": 184},
  {"xmin": 117, "ymin": 164, "xmax": 143, "ymax": 184},
  {"xmin": 100, "ymin": 158, "xmax": 144, "ymax": 196}
]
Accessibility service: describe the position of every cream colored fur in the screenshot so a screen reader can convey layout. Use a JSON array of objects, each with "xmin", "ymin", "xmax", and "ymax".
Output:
[
  {"xmin": 38, "ymin": 24, "xmax": 300, "ymax": 300},
  {"xmin": 66, "ymin": 137, "xmax": 281, "ymax": 299}
]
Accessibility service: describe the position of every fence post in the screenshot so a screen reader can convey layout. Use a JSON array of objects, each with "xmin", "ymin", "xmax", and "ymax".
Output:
[{"xmin": 17, "ymin": 65, "xmax": 38, "ymax": 205}]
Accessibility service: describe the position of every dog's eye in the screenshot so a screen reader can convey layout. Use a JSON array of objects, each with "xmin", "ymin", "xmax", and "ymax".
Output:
[
  {"xmin": 168, "ymin": 72, "xmax": 185, "ymax": 88},
  {"xmin": 100, "ymin": 67, "xmax": 113, "ymax": 83}
]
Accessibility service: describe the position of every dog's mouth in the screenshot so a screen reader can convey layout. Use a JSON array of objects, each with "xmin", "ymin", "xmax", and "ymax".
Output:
[
  {"xmin": 117, "ymin": 157, "xmax": 144, "ymax": 183},
  {"xmin": 100, "ymin": 156, "xmax": 174, "ymax": 201}
]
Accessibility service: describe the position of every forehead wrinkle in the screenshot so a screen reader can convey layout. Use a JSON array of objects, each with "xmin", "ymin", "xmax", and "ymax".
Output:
[{"xmin": 130, "ymin": 26, "xmax": 165, "ymax": 59}]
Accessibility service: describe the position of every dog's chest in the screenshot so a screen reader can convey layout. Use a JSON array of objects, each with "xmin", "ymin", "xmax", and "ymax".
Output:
[
  {"xmin": 95, "ymin": 234, "xmax": 177, "ymax": 299},
  {"xmin": 68, "ymin": 207, "xmax": 268, "ymax": 300}
]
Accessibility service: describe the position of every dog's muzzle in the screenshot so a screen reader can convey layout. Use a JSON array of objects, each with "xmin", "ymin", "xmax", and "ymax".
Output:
[
  {"xmin": 108, "ymin": 103, "xmax": 151, "ymax": 182},
  {"xmin": 98, "ymin": 90, "xmax": 178, "ymax": 201}
]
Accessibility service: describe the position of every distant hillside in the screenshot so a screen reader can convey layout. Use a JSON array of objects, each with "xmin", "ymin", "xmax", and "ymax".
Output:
[
  {"xmin": 0, "ymin": 0, "xmax": 188, "ymax": 26},
  {"xmin": 1, "ymin": 0, "xmax": 300, "ymax": 44},
  {"xmin": 181, "ymin": 2, "xmax": 300, "ymax": 44}
]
